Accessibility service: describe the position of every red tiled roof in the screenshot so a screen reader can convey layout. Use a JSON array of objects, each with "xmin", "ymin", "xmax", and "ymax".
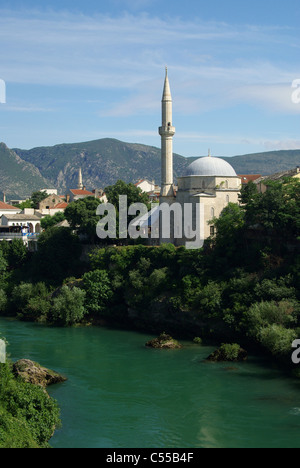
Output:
[
  {"xmin": 135, "ymin": 179, "xmax": 145, "ymax": 186},
  {"xmin": 238, "ymin": 175, "xmax": 261, "ymax": 184},
  {"xmin": 70, "ymin": 189, "xmax": 94, "ymax": 196},
  {"xmin": 0, "ymin": 201, "xmax": 19, "ymax": 210},
  {"xmin": 53, "ymin": 202, "xmax": 69, "ymax": 209}
]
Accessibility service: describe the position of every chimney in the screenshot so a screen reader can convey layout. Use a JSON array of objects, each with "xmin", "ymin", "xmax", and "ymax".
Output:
[
  {"xmin": 66, "ymin": 194, "xmax": 70, "ymax": 203},
  {"xmin": 296, "ymin": 166, "xmax": 300, "ymax": 173},
  {"xmin": 3, "ymin": 192, "xmax": 6, "ymax": 203}
]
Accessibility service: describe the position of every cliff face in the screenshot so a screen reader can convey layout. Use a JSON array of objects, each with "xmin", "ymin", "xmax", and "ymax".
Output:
[{"xmin": 0, "ymin": 143, "xmax": 52, "ymax": 199}]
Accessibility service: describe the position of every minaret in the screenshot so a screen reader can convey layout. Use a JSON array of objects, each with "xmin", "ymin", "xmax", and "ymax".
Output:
[
  {"xmin": 78, "ymin": 168, "xmax": 83, "ymax": 190},
  {"xmin": 159, "ymin": 68, "xmax": 175, "ymax": 198}
]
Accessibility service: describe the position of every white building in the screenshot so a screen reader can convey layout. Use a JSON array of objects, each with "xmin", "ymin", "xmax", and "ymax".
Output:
[{"xmin": 1, "ymin": 211, "xmax": 42, "ymax": 234}]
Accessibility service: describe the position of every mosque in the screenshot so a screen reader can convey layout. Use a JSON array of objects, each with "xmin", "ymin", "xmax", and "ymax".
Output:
[{"xmin": 157, "ymin": 69, "xmax": 242, "ymax": 248}]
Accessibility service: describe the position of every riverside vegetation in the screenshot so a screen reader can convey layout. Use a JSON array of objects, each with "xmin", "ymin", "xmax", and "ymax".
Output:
[{"xmin": 0, "ymin": 177, "xmax": 299, "ymax": 447}]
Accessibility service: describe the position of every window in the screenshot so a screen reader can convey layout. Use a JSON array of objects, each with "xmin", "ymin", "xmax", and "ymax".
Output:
[
  {"xmin": 211, "ymin": 207, "xmax": 215, "ymax": 218},
  {"xmin": 210, "ymin": 226, "xmax": 215, "ymax": 236},
  {"xmin": 226, "ymin": 195, "xmax": 230, "ymax": 204}
]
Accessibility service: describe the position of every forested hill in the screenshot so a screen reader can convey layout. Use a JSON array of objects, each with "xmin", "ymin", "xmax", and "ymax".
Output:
[
  {"xmin": 0, "ymin": 138, "xmax": 297, "ymax": 198},
  {"xmin": 222, "ymin": 150, "xmax": 300, "ymax": 175}
]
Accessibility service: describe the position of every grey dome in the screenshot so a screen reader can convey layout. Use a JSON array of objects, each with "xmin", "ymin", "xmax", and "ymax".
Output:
[{"xmin": 183, "ymin": 156, "xmax": 237, "ymax": 177}]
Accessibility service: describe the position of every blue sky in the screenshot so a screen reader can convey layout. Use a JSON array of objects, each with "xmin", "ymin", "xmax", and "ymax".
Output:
[{"xmin": 1, "ymin": 0, "xmax": 300, "ymax": 158}]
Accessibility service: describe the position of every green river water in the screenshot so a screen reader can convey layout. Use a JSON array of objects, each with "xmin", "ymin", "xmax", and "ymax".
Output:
[{"xmin": 1, "ymin": 317, "xmax": 300, "ymax": 448}]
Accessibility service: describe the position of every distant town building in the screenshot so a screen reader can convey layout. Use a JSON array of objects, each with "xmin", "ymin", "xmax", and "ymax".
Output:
[
  {"xmin": 67, "ymin": 169, "xmax": 107, "ymax": 203},
  {"xmin": 254, "ymin": 166, "xmax": 300, "ymax": 193},
  {"xmin": 0, "ymin": 208, "xmax": 43, "ymax": 245},
  {"xmin": 0, "ymin": 200, "xmax": 21, "ymax": 217},
  {"xmin": 238, "ymin": 174, "xmax": 261, "ymax": 186},
  {"xmin": 39, "ymin": 188, "xmax": 58, "ymax": 195},
  {"xmin": 135, "ymin": 179, "xmax": 156, "ymax": 193},
  {"xmin": 39, "ymin": 194, "xmax": 64, "ymax": 211}
]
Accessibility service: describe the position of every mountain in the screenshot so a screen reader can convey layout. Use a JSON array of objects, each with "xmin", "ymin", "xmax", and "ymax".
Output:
[
  {"xmin": 0, "ymin": 138, "xmax": 297, "ymax": 199},
  {"xmin": 222, "ymin": 150, "xmax": 300, "ymax": 175},
  {"xmin": 0, "ymin": 142, "xmax": 53, "ymax": 200},
  {"xmin": 13, "ymin": 138, "xmax": 190, "ymax": 195}
]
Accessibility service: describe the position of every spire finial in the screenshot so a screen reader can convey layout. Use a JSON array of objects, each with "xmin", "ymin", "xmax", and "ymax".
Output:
[{"xmin": 208, "ymin": 148, "xmax": 211, "ymax": 157}]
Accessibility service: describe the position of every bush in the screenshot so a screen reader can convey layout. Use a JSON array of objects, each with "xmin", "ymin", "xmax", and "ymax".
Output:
[
  {"xmin": 258, "ymin": 324, "xmax": 297, "ymax": 358},
  {"xmin": 11, "ymin": 283, "xmax": 34, "ymax": 314},
  {"xmin": 0, "ymin": 363, "xmax": 60, "ymax": 448},
  {"xmin": 82, "ymin": 269, "xmax": 113, "ymax": 315},
  {"xmin": 219, "ymin": 343, "xmax": 243, "ymax": 361},
  {"xmin": 245, "ymin": 300, "xmax": 298, "ymax": 339},
  {"xmin": 22, "ymin": 297, "xmax": 51, "ymax": 322},
  {"xmin": 0, "ymin": 290, "xmax": 7, "ymax": 313},
  {"xmin": 52, "ymin": 285, "xmax": 86, "ymax": 325}
]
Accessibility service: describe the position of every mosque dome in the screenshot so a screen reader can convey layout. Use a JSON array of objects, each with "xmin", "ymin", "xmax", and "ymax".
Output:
[{"xmin": 183, "ymin": 156, "xmax": 237, "ymax": 177}]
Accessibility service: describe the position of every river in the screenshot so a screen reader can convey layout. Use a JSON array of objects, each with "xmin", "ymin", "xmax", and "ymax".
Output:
[{"xmin": 1, "ymin": 317, "xmax": 300, "ymax": 448}]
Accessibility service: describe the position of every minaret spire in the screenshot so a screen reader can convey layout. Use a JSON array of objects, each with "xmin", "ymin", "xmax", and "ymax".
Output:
[
  {"xmin": 159, "ymin": 68, "xmax": 175, "ymax": 198},
  {"xmin": 78, "ymin": 168, "xmax": 83, "ymax": 190}
]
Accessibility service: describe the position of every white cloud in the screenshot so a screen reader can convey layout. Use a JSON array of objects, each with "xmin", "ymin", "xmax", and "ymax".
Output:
[{"xmin": 0, "ymin": 8, "xmax": 299, "ymax": 119}]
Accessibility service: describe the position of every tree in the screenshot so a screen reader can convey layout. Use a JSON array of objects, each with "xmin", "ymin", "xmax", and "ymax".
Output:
[
  {"xmin": 104, "ymin": 180, "xmax": 151, "ymax": 240},
  {"xmin": 7, "ymin": 239, "xmax": 28, "ymax": 269},
  {"xmin": 105, "ymin": 180, "xmax": 150, "ymax": 209},
  {"xmin": 82, "ymin": 269, "xmax": 113, "ymax": 315},
  {"xmin": 34, "ymin": 227, "xmax": 82, "ymax": 283},
  {"xmin": 64, "ymin": 197, "xmax": 102, "ymax": 242},
  {"xmin": 244, "ymin": 178, "xmax": 300, "ymax": 239},
  {"xmin": 41, "ymin": 212, "xmax": 65, "ymax": 230},
  {"xmin": 52, "ymin": 285, "xmax": 86, "ymax": 325}
]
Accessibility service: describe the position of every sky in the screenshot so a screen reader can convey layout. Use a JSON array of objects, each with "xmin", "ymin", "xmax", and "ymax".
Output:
[{"xmin": 1, "ymin": 0, "xmax": 300, "ymax": 158}]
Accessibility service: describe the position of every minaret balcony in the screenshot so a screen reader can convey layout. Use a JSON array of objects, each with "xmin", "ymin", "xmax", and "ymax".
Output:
[{"xmin": 159, "ymin": 125, "xmax": 176, "ymax": 137}]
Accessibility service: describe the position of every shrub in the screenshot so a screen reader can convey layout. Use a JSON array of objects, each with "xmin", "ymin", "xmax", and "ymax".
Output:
[
  {"xmin": 245, "ymin": 300, "xmax": 298, "ymax": 339},
  {"xmin": 81, "ymin": 269, "xmax": 113, "ymax": 315},
  {"xmin": 258, "ymin": 324, "xmax": 297, "ymax": 358},
  {"xmin": 11, "ymin": 283, "xmax": 34, "ymax": 313},
  {"xmin": 0, "ymin": 363, "xmax": 60, "ymax": 448},
  {"xmin": 52, "ymin": 285, "xmax": 86, "ymax": 325},
  {"xmin": 0, "ymin": 289, "xmax": 7, "ymax": 313}
]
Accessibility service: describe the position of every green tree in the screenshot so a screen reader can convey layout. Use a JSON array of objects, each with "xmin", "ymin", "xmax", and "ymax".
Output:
[
  {"xmin": 41, "ymin": 211, "xmax": 65, "ymax": 230},
  {"xmin": 82, "ymin": 269, "xmax": 113, "ymax": 315},
  {"xmin": 244, "ymin": 178, "xmax": 300, "ymax": 239},
  {"xmin": 105, "ymin": 179, "xmax": 150, "ymax": 208},
  {"xmin": 34, "ymin": 227, "xmax": 82, "ymax": 284},
  {"xmin": 7, "ymin": 239, "xmax": 29, "ymax": 269},
  {"xmin": 104, "ymin": 180, "xmax": 151, "ymax": 241},
  {"xmin": 64, "ymin": 197, "xmax": 102, "ymax": 242},
  {"xmin": 52, "ymin": 285, "xmax": 86, "ymax": 325},
  {"xmin": 13, "ymin": 199, "xmax": 32, "ymax": 210},
  {"xmin": 0, "ymin": 363, "xmax": 60, "ymax": 447}
]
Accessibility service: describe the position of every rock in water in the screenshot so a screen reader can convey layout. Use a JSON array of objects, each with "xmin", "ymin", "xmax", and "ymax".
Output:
[
  {"xmin": 145, "ymin": 333, "xmax": 182, "ymax": 349},
  {"xmin": 13, "ymin": 359, "xmax": 67, "ymax": 387},
  {"xmin": 206, "ymin": 343, "xmax": 248, "ymax": 362}
]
